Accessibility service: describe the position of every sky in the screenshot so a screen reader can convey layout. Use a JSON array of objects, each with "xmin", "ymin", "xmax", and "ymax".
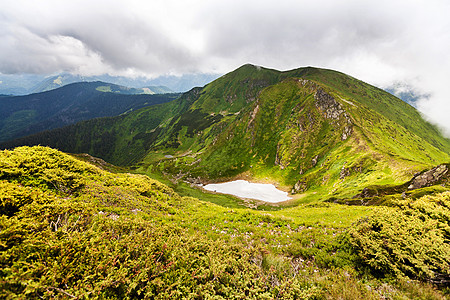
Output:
[{"xmin": 1, "ymin": 0, "xmax": 450, "ymax": 136}]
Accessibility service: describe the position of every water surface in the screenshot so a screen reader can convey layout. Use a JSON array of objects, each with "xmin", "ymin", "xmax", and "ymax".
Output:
[{"xmin": 203, "ymin": 180, "xmax": 291, "ymax": 203}]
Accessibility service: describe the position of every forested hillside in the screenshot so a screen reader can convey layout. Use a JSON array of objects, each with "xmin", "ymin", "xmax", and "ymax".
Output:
[{"xmin": 0, "ymin": 82, "xmax": 179, "ymax": 142}]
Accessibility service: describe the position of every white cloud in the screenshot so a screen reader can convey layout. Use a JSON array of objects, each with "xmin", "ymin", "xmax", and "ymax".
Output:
[{"xmin": 1, "ymin": 0, "xmax": 449, "ymax": 135}]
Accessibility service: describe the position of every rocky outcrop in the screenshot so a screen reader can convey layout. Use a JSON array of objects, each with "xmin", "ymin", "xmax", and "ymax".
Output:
[
  {"xmin": 339, "ymin": 162, "xmax": 364, "ymax": 180},
  {"xmin": 242, "ymin": 78, "xmax": 271, "ymax": 103},
  {"xmin": 248, "ymin": 104, "xmax": 260, "ymax": 129},
  {"xmin": 311, "ymin": 155, "xmax": 319, "ymax": 167},
  {"xmin": 225, "ymin": 94, "xmax": 237, "ymax": 103},
  {"xmin": 313, "ymin": 87, "xmax": 353, "ymax": 140},
  {"xmin": 353, "ymin": 164, "xmax": 449, "ymax": 200},
  {"xmin": 314, "ymin": 88, "xmax": 345, "ymax": 121},
  {"xmin": 185, "ymin": 175, "xmax": 203, "ymax": 185},
  {"xmin": 339, "ymin": 166, "xmax": 351, "ymax": 179},
  {"xmin": 274, "ymin": 150, "xmax": 285, "ymax": 170},
  {"xmin": 408, "ymin": 164, "xmax": 448, "ymax": 190},
  {"xmin": 342, "ymin": 126, "xmax": 352, "ymax": 141},
  {"xmin": 291, "ymin": 180, "xmax": 307, "ymax": 194},
  {"xmin": 357, "ymin": 187, "xmax": 376, "ymax": 198}
]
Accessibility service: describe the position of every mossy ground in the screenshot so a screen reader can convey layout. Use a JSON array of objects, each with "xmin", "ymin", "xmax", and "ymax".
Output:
[{"xmin": 1, "ymin": 146, "xmax": 448, "ymax": 299}]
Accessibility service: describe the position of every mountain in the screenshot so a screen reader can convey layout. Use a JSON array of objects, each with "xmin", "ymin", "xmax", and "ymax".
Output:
[
  {"xmin": 1, "ymin": 146, "xmax": 448, "ymax": 298},
  {"xmin": 137, "ymin": 73, "xmax": 222, "ymax": 92},
  {"xmin": 0, "ymin": 72, "xmax": 219, "ymax": 95},
  {"xmin": 384, "ymin": 82, "xmax": 428, "ymax": 108},
  {"xmin": 0, "ymin": 81, "xmax": 179, "ymax": 142},
  {"xmin": 0, "ymin": 73, "xmax": 46, "ymax": 95},
  {"xmin": 29, "ymin": 73, "xmax": 174, "ymax": 94},
  {"xmin": 2, "ymin": 64, "xmax": 449, "ymax": 202}
]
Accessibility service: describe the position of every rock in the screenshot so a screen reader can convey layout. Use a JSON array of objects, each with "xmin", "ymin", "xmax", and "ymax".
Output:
[
  {"xmin": 186, "ymin": 176, "xmax": 202, "ymax": 185},
  {"xmin": 407, "ymin": 164, "xmax": 448, "ymax": 190},
  {"xmin": 311, "ymin": 155, "xmax": 319, "ymax": 167},
  {"xmin": 248, "ymin": 104, "xmax": 260, "ymax": 128},
  {"xmin": 275, "ymin": 144, "xmax": 285, "ymax": 169},
  {"xmin": 313, "ymin": 87, "xmax": 353, "ymax": 140},
  {"xmin": 314, "ymin": 88, "xmax": 345, "ymax": 121},
  {"xmin": 291, "ymin": 180, "xmax": 307, "ymax": 194},
  {"xmin": 225, "ymin": 94, "xmax": 237, "ymax": 103},
  {"xmin": 342, "ymin": 126, "xmax": 352, "ymax": 140},
  {"xmin": 339, "ymin": 166, "xmax": 351, "ymax": 179},
  {"xmin": 358, "ymin": 187, "xmax": 377, "ymax": 198}
]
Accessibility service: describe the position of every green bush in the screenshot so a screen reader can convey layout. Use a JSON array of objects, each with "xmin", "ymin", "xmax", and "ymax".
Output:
[
  {"xmin": 347, "ymin": 192, "xmax": 450, "ymax": 282},
  {"xmin": 1, "ymin": 146, "xmax": 448, "ymax": 299}
]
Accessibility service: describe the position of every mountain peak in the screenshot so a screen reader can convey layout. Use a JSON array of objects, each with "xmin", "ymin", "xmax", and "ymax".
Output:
[{"xmin": 2, "ymin": 65, "xmax": 449, "ymax": 203}]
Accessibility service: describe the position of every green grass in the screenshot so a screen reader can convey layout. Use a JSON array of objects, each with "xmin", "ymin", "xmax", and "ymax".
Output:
[
  {"xmin": 96, "ymin": 85, "xmax": 112, "ymax": 92},
  {"xmin": 0, "ymin": 64, "xmax": 447, "ymax": 299},
  {"xmin": 1, "ymin": 146, "xmax": 448, "ymax": 299},
  {"xmin": 3, "ymin": 64, "xmax": 449, "ymax": 203},
  {"xmin": 286, "ymin": 67, "xmax": 450, "ymax": 154}
]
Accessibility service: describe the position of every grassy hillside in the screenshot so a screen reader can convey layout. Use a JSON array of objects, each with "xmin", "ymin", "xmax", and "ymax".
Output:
[
  {"xmin": 138, "ymin": 68, "xmax": 449, "ymax": 201},
  {"xmin": 284, "ymin": 67, "xmax": 449, "ymax": 152},
  {"xmin": 2, "ymin": 65, "xmax": 449, "ymax": 202},
  {"xmin": 0, "ymin": 82, "xmax": 179, "ymax": 142},
  {"xmin": 1, "ymin": 146, "xmax": 449, "ymax": 299}
]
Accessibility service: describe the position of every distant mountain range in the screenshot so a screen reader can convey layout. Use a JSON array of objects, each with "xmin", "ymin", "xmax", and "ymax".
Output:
[
  {"xmin": 0, "ymin": 71, "xmax": 427, "ymax": 109},
  {"xmin": 28, "ymin": 73, "xmax": 174, "ymax": 95},
  {"xmin": 0, "ymin": 73, "xmax": 46, "ymax": 95},
  {"xmin": 3, "ymin": 64, "xmax": 449, "ymax": 203},
  {"xmin": 384, "ymin": 82, "xmax": 430, "ymax": 108},
  {"xmin": 0, "ymin": 72, "xmax": 221, "ymax": 95},
  {"xmin": 0, "ymin": 81, "xmax": 179, "ymax": 142}
]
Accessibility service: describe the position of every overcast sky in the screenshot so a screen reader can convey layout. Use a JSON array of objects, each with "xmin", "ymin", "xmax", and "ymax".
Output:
[{"xmin": 1, "ymin": 0, "xmax": 450, "ymax": 136}]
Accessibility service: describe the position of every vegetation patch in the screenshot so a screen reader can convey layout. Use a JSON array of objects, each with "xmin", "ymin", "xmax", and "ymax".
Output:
[
  {"xmin": 346, "ymin": 192, "xmax": 450, "ymax": 285},
  {"xmin": 1, "ymin": 146, "xmax": 449, "ymax": 299}
]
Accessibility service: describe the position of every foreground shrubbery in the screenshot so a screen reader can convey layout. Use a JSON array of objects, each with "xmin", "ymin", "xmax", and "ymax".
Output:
[
  {"xmin": 1, "ymin": 146, "xmax": 448, "ymax": 299},
  {"xmin": 347, "ymin": 192, "xmax": 450, "ymax": 283}
]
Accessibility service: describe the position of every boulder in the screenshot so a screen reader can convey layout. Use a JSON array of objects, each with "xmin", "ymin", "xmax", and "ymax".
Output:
[
  {"xmin": 408, "ymin": 164, "xmax": 448, "ymax": 190},
  {"xmin": 291, "ymin": 180, "xmax": 307, "ymax": 194}
]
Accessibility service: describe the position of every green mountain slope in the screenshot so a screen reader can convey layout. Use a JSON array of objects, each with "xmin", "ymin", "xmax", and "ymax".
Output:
[
  {"xmin": 1, "ymin": 146, "xmax": 448, "ymax": 298},
  {"xmin": 0, "ymin": 82, "xmax": 179, "ymax": 142},
  {"xmin": 156, "ymin": 71, "xmax": 449, "ymax": 200},
  {"xmin": 2, "ymin": 65, "xmax": 449, "ymax": 202}
]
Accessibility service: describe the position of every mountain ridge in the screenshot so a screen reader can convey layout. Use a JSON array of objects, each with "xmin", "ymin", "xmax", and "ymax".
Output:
[
  {"xmin": 2, "ymin": 64, "xmax": 449, "ymax": 203},
  {"xmin": 28, "ymin": 74, "xmax": 174, "ymax": 94},
  {"xmin": 0, "ymin": 72, "xmax": 220, "ymax": 95},
  {"xmin": 0, "ymin": 81, "xmax": 179, "ymax": 142}
]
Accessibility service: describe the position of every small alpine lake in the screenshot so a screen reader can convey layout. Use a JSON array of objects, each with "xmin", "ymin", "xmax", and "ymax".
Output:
[{"xmin": 203, "ymin": 180, "xmax": 291, "ymax": 203}]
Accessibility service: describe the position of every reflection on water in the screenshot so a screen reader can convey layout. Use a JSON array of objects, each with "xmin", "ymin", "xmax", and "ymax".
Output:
[{"xmin": 203, "ymin": 180, "xmax": 291, "ymax": 203}]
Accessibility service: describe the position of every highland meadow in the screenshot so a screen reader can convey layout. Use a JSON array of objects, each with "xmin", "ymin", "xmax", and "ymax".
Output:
[{"xmin": 1, "ymin": 64, "xmax": 449, "ymax": 299}]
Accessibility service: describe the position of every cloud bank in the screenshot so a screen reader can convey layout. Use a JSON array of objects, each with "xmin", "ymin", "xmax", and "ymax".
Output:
[{"xmin": 1, "ymin": 0, "xmax": 450, "ymax": 135}]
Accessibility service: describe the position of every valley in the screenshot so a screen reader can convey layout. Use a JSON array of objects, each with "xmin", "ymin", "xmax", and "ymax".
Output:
[
  {"xmin": 5, "ymin": 64, "xmax": 447, "ymax": 202},
  {"xmin": 1, "ymin": 145, "xmax": 448, "ymax": 299},
  {"xmin": 0, "ymin": 64, "xmax": 449, "ymax": 298}
]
